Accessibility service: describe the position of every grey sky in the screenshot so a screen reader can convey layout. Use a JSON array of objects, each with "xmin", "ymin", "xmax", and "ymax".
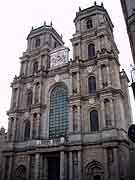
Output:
[{"xmin": 0, "ymin": 0, "xmax": 134, "ymax": 128}]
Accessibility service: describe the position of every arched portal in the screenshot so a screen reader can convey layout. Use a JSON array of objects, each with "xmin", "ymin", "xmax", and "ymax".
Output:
[
  {"xmin": 85, "ymin": 161, "xmax": 104, "ymax": 180},
  {"xmin": 14, "ymin": 165, "xmax": 26, "ymax": 180}
]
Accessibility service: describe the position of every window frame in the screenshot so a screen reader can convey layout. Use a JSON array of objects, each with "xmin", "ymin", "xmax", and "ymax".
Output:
[
  {"xmin": 88, "ymin": 43, "xmax": 96, "ymax": 59},
  {"xmin": 35, "ymin": 38, "xmax": 40, "ymax": 48},
  {"xmin": 90, "ymin": 110, "xmax": 99, "ymax": 132},
  {"xmin": 87, "ymin": 19, "xmax": 93, "ymax": 29},
  {"xmin": 88, "ymin": 76, "xmax": 96, "ymax": 95},
  {"xmin": 24, "ymin": 120, "xmax": 30, "ymax": 141},
  {"xmin": 49, "ymin": 84, "xmax": 68, "ymax": 138}
]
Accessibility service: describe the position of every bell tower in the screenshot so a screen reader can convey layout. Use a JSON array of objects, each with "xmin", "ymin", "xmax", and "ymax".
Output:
[{"xmin": 70, "ymin": 2, "xmax": 132, "ymax": 180}]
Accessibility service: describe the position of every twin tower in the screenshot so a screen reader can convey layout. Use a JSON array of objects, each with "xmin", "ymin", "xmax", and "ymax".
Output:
[{"xmin": 1, "ymin": 3, "xmax": 132, "ymax": 180}]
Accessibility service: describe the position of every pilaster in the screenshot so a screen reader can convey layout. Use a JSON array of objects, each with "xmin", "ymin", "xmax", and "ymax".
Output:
[
  {"xmin": 60, "ymin": 151, "xmax": 65, "ymax": 180},
  {"xmin": 34, "ymin": 153, "xmax": 40, "ymax": 180},
  {"xmin": 7, "ymin": 156, "xmax": 13, "ymax": 180},
  {"xmin": 110, "ymin": 98, "xmax": 115, "ymax": 127},
  {"xmin": 77, "ymin": 105, "xmax": 81, "ymax": 132},
  {"xmin": 98, "ymin": 65, "xmax": 102, "ymax": 89},
  {"xmin": 1, "ymin": 156, "xmax": 6, "ymax": 180},
  {"xmin": 12, "ymin": 117, "xmax": 17, "ymax": 141},
  {"xmin": 7, "ymin": 118, "xmax": 12, "ymax": 141},
  {"xmin": 69, "ymin": 152, "xmax": 73, "ymax": 180},
  {"xmin": 106, "ymin": 65, "xmax": 111, "ymax": 87},
  {"xmin": 30, "ymin": 115, "xmax": 33, "ymax": 139},
  {"xmin": 69, "ymin": 105, "xmax": 73, "ymax": 133},
  {"xmin": 78, "ymin": 151, "xmax": 82, "ymax": 180},
  {"xmin": 103, "ymin": 148, "xmax": 109, "ymax": 180},
  {"xmin": 101, "ymin": 99, "xmax": 105, "ymax": 129},
  {"xmin": 26, "ymin": 155, "xmax": 31, "ymax": 180},
  {"xmin": 36, "ymin": 113, "xmax": 40, "ymax": 139},
  {"xmin": 113, "ymin": 148, "xmax": 120, "ymax": 180}
]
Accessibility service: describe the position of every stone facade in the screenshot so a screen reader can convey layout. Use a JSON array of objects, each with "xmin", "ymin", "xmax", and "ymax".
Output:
[
  {"xmin": 1, "ymin": 3, "xmax": 133, "ymax": 180},
  {"xmin": 0, "ymin": 127, "xmax": 7, "ymax": 178},
  {"xmin": 120, "ymin": 0, "xmax": 135, "ymax": 64}
]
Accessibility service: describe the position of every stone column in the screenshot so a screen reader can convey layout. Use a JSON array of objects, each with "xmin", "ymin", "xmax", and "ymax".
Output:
[
  {"xmin": 106, "ymin": 65, "xmax": 111, "ymax": 87},
  {"xmin": 98, "ymin": 65, "xmax": 102, "ymax": 89},
  {"xmin": 77, "ymin": 105, "xmax": 81, "ymax": 132},
  {"xmin": 10, "ymin": 88, "xmax": 14, "ymax": 109},
  {"xmin": 7, "ymin": 156, "xmax": 13, "ymax": 180},
  {"xmin": 36, "ymin": 113, "xmax": 40, "ymax": 139},
  {"xmin": 25, "ymin": 60, "xmax": 28, "ymax": 76},
  {"xmin": 30, "ymin": 115, "xmax": 33, "ymax": 139},
  {"xmin": 43, "ymin": 157, "xmax": 48, "ymax": 180},
  {"xmin": 77, "ymin": 72, "xmax": 80, "ymax": 94},
  {"xmin": 78, "ymin": 151, "xmax": 82, "ymax": 180},
  {"xmin": 103, "ymin": 148, "xmax": 109, "ymax": 180},
  {"xmin": 33, "ymin": 84, "xmax": 36, "ymax": 104},
  {"xmin": 101, "ymin": 99, "xmax": 105, "ymax": 129},
  {"xmin": 60, "ymin": 151, "xmax": 65, "ymax": 180},
  {"xmin": 12, "ymin": 117, "xmax": 17, "ymax": 141},
  {"xmin": 39, "ymin": 154, "xmax": 43, "ymax": 180},
  {"xmin": 105, "ymin": 35, "xmax": 108, "ymax": 50},
  {"xmin": 69, "ymin": 105, "xmax": 73, "ymax": 133},
  {"xmin": 113, "ymin": 148, "xmax": 120, "ymax": 180},
  {"xmin": 26, "ymin": 155, "xmax": 31, "ymax": 180},
  {"xmin": 16, "ymin": 87, "xmax": 20, "ymax": 107},
  {"xmin": 7, "ymin": 118, "xmax": 12, "ymax": 141},
  {"xmin": 1, "ymin": 156, "xmax": 6, "ymax": 180},
  {"xmin": 39, "ymin": 82, "xmax": 42, "ymax": 104},
  {"xmin": 64, "ymin": 153, "xmax": 68, "ymax": 180},
  {"xmin": 110, "ymin": 98, "xmax": 115, "ymax": 127},
  {"xmin": 35, "ymin": 153, "xmax": 40, "ymax": 180},
  {"xmin": 69, "ymin": 152, "xmax": 73, "ymax": 180}
]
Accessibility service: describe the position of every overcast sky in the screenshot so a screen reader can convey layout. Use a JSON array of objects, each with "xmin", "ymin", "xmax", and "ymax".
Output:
[{"xmin": 0, "ymin": 0, "xmax": 134, "ymax": 129}]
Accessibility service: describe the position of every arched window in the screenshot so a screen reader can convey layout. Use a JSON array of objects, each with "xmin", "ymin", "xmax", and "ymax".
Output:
[
  {"xmin": 35, "ymin": 82, "xmax": 40, "ymax": 104},
  {"xmin": 87, "ymin": 19, "xmax": 93, "ymax": 29},
  {"xmin": 88, "ymin": 44, "xmax": 96, "ymax": 59},
  {"xmin": 101, "ymin": 64, "xmax": 108, "ymax": 87},
  {"xmin": 85, "ymin": 161, "xmax": 104, "ymax": 180},
  {"xmin": 88, "ymin": 76, "xmax": 96, "ymax": 95},
  {"xmin": 24, "ymin": 121, "xmax": 30, "ymax": 140},
  {"xmin": 33, "ymin": 61, "xmax": 38, "ymax": 74},
  {"xmin": 27, "ymin": 90, "xmax": 33, "ymax": 106},
  {"xmin": 104, "ymin": 99, "xmax": 112, "ymax": 127},
  {"xmin": 49, "ymin": 84, "xmax": 68, "ymax": 138},
  {"xmin": 73, "ymin": 105, "xmax": 78, "ymax": 132},
  {"xmin": 90, "ymin": 110, "xmax": 99, "ymax": 131},
  {"xmin": 14, "ymin": 165, "xmax": 26, "ymax": 180}
]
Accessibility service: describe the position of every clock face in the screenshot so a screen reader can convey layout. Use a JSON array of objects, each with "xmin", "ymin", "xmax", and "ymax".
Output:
[{"xmin": 50, "ymin": 47, "xmax": 69, "ymax": 68}]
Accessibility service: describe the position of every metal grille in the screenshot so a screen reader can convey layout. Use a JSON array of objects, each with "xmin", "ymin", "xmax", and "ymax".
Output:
[{"xmin": 49, "ymin": 85, "xmax": 68, "ymax": 138}]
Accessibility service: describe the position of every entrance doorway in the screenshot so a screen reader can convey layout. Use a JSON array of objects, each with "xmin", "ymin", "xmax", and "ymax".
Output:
[{"xmin": 48, "ymin": 157, "xmax": 60, "ymax": 180}]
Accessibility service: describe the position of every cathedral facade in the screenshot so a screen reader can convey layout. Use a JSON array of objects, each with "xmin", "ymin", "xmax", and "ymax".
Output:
[{"xmin": 1, "ymin": 3, "xmax": 133, "ymax": 180}]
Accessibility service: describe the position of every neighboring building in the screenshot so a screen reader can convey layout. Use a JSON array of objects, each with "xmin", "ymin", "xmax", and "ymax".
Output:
[
  {"xmin": 0, "ymin": 127, "xmax": 7, "ymax": 178},
  {"xmin": 1, "ymin": 2, "xmax": 133, "ymax": 180},
  {"xmin": 120, "ymin": 0, "xmax": 135, "ymax": 64}
]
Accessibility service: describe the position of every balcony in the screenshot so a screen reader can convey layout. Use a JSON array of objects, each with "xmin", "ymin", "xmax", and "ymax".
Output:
[{"xmin": 4, "ymin": 137, "xmax": 65, "ymax": 152}]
